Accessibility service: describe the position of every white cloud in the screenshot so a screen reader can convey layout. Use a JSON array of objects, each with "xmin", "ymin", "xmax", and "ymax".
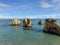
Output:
[
  {"xmin": 0, "ymin": 3, "xmax": 11, "ymax": 8},
  {"xmin": 0, "ymin": 14, "xmax": 60, "ymax": 19},
  {"xmin": 40, "ymin": 1, "xmax": 54, "ymax": 8},
  {"xmin": 51, "ymin": 0, "xmax": 60, "ymax": 10},
  {"xmin": 52, "ymin": 0, "xmax": 60, "ymax": 3},
  {"xmin": 39, "ymin": 0, "xmax": 60, "ymax": 11},
  {"xmin": 20, "ymin": 5, "xmax": 32, "ymax": 10}
]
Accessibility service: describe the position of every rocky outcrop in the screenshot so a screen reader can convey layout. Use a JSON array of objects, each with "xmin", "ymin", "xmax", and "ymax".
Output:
[
  {"xmin": 43, "ymin": 18, "xmax": 60, "ymax": 35},
  {"xmin": 38, "ymin": 20, "xmax": 43, "ymax": 25},
  {"xmin": 9, "ymin": 19, "xmax": 21, "ymax": 26},
  {"xmin": 23, "ymin": 18, "xmax": 33, "ymax": 27}
]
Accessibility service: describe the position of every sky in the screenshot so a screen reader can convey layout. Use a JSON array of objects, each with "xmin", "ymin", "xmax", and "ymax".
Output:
[{"xmin": 0, "ymin": 0, "xmax": 60, "ymax": 19}]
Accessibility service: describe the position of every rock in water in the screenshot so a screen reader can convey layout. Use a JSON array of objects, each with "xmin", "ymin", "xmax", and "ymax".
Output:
[
  {"xmin": 9, "ymin": 19, "xmax": 21, "ymax": 26},
  {"xmin": 38, "ymin": 20, "xmax": 43, "ymax": 25},
  {"xmin": 43, "ymin": 18, "xmax": 60, "ymax": 35},
  {"xmin": 23, "ymin": 18, "xmax": 33, "ymax": 27}
]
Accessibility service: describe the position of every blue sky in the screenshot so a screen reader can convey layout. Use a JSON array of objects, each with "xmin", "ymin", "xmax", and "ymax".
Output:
[{"xmin": 0, "ymin": 0, "xmax": 60, "ymax": 18}]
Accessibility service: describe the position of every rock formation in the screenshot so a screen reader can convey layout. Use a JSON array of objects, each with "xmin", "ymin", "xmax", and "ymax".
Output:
[
  {"xmin": 23, "ymin": 18, "xmax": 33, "ymax": 27},
  {"xmin": 9, "ymin": 19, "xmax": 21, "ymax": 26},
  {"xmin": 43, "ymin": 18, "xmax": 60, "ymax": 35},
  {"xmin": 38, "ymin": 20, "xmax": 43, "ymax": 25}
]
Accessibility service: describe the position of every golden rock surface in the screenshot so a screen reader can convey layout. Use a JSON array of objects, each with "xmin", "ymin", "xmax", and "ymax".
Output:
[{"xmin": 10, "ymin": 19, "xmax": 21, "ymax": 26}]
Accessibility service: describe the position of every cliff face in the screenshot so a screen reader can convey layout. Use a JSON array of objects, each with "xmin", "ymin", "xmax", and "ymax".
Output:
[
  {"xmin": 43, "ymin": 18, "xmax": 60, "ymax": 35},
  {"xmin": 23, "ymin": 18, "xmax": 33, "ymax": 27}
]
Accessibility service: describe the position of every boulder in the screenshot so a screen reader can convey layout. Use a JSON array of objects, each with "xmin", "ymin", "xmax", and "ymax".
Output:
[
  {"xmin": 23, "ymin": 18, "xmax": 33, "ymax": 27},
  {"xmin": 43, "ymin": 18, "xmax": 60, "ymax": 35},
  {"xmin": 38, "ymin": 20, "xmax": 43, "ymax": 25},
  {"xmin": 9, "ymin": 19, "xmax": 21, "ymax": 26}
]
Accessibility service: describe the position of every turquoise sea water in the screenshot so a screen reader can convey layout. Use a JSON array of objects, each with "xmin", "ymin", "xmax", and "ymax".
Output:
[{"xmin": 0, "ymin": 19, "xmax": 60, "ymax": 45}]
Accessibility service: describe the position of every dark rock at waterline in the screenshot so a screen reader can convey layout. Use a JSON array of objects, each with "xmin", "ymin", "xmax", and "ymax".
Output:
[
  {"xmin": 23, "ymin": 18, "xmax": 33, "ymax": 27},
  {"xmin": 9, "ymin": 24, "xmax": 20, "ymax": 26},
  {"xmin": 38, "ymin": 20, "xmax": 43, "ymax": 25},
  {"xmin": 43, "ymin": 18, "xmax": 60, "ymax": 35}
]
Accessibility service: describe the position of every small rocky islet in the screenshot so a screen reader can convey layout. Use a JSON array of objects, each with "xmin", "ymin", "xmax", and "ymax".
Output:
[
  {"xmin": 9, "ymin": 19, "xmax": 21, "ymax": 26},
  {"xmin": 9, "ymin": 18, "xmax": 33, "ymax": 27},
  {"xmin": 23, "ymin": 18, "xmax": 33, "ymax": 27},
  {"xmin": 38, "ymin": 20, "xmax": 44, "ymax": 25},
  {"xmin": 8, "ymin": 18, "xmax": 60, "ymax": 35},
  {"xmin": 43, "ymin": 18, "xmax": 60, "ymax": 35}
]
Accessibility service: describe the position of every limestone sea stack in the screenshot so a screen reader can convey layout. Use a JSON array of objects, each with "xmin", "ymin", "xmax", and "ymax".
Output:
[
  {"xmin": 38, "ymin": 20, "xmax": 43, "ymax": 25},
  {"xmin": 43, "ymin": 18, "xmax": 60, "ymax": 35},
  {"xmin": 9, "ymin": 19, "xmax": 21, "ymax": 26},
  {"xmin": 23, "ymin": 18, "xmax": 33, "ymax": 27}
]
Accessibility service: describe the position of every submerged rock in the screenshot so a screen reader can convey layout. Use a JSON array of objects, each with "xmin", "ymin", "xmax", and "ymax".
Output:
[
  {"xmin": 23, "ymin": 18, "xmax": 33, "ymax": 27},
  {"xmin": 38, "ymin": 20, "xmax": 43, "ymax": 25},
  {"xmin": 43, "ymin": 18, "xmax": 60, "ymax": 35},
  {"xmin": 9, "ymin": 19, "xmax": 21, "ymax": 26}
]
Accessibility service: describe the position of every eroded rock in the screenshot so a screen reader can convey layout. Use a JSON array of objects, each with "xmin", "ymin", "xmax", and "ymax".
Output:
[
  {"xmin": 38, "ymin": 20, "xmax": 43, "ymax": 25},
  {"xmin": 43, "ymin": 18, "xmax": 60, "ymax": 35},
  {"xmin": 23, "ymin": 18, "xmax": 33, "ymax": 27},
  {"xmin": 9, "ymin": 19, "xmax": 21, "ymax": 26}
]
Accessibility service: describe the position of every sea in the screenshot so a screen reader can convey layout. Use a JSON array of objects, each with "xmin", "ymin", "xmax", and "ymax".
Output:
[{"xmin": 0, "ymin": 19, "xmax": 60, "ymax": 45}]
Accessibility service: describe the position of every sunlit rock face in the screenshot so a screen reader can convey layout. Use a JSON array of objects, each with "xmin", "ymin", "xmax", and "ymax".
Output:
[
  {"xmin": 38, "ymin": 20, "xmax": 43, "ymax": 25},
  {"xmin": 23, "ymin": 18, "xmax": 33, "ymax": 27},
  {"xmin": 10, "ymin": 19, "xmax": 21, "ymax": 26},
  {"xmin": 43, "ymin": 18, "xmax": 60, "ymax": 35}
]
